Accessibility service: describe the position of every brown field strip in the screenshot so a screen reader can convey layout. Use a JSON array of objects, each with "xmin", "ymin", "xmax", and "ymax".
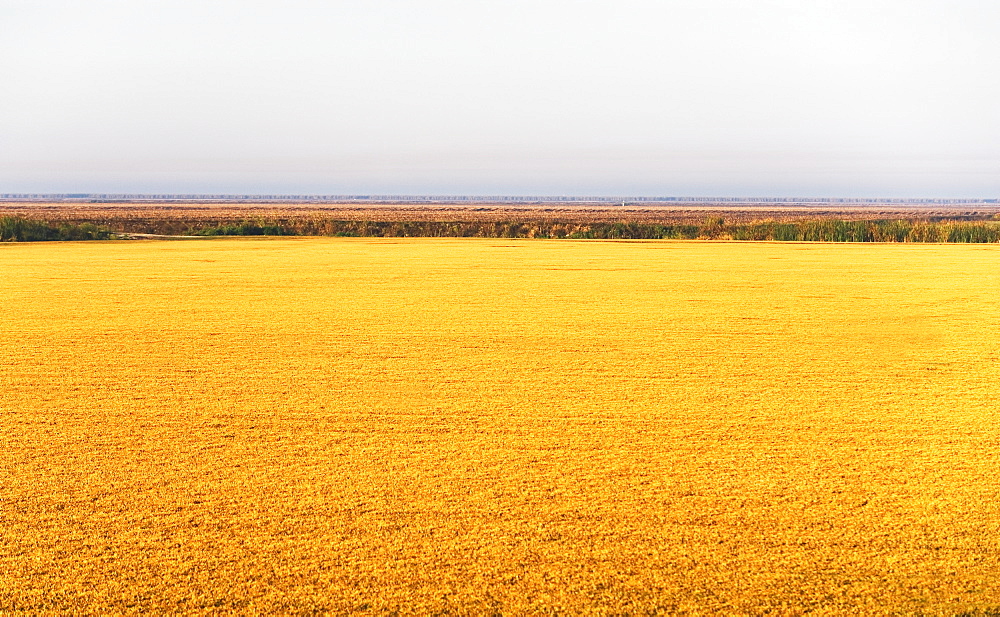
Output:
[
  {"xmin": 2, "ymin": 238, "xmax": 999, "ymax": 613},
  {"xmin": 5, "ymin": 200, "xmax": 1000, "ymax": 227}
]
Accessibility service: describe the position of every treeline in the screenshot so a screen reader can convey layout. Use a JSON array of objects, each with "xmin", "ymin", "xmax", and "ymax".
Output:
[
  {"xmin": 188, "ymin": 218, "xmax": 1000, "ymax": 242},
  {"xmin": 0, "ymin": 217, "xmax": 113, "ymax": 242},
  {"xmin": 5, "ymin": 215, "xmax": 1000, "ymax": 243}
]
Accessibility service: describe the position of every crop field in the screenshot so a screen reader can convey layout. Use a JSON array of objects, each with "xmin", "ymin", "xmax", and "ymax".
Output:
[
  {"xmin": 5, "ymin": 200, "xmax": 1000, "ymax": 231},
  {"xmin": 2, "ymin": 238, "xmax": 1000, "ymax": 613}
]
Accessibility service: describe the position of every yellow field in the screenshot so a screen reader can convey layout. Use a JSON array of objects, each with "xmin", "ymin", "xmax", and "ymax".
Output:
[{"xmin": 2, "ymin": 238, "xmax": 999, "ymax": 614}]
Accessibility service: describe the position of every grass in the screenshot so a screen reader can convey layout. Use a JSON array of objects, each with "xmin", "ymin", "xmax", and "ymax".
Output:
[
  {"xmin": 2, "ymin": 238, "xmax": 1000, "ymax": 612},
  {"xmin": 185, "ymin": 218, "xmax": 1000, "ymax": 241},
  {"xmin": 0, "ymin": 216, "xmax": 113, "ymax": 241},
  {"xmin": 190, "ymin": 222, "xmax": 287, "ymax": 236},
  {"xmin": 5, "ymin": 213, "xmax": 1000, "ymax": 242}
]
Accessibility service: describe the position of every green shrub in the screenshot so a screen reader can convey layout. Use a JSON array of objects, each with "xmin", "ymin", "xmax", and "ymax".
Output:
[{"xmin": 1, "ymin": 217, "xmax": 112, "ymax": 242}]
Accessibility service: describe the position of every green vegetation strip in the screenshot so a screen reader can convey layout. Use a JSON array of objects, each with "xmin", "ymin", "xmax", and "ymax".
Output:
[
  {"xmin": 188, "ymin": 218, "xmax": 1000, "ymax": 242},
  {"xmin": 4, "ymin": 215, "xmax": 1000, "ymax": 242},
  {"xmin": 0, "ymin": 217, "xmax": 113, "ymax": 242}
]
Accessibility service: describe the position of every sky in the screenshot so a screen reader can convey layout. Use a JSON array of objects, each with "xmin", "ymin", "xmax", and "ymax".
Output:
[{"xmin": 2, "ymin": 0, "xmax": 998, "ymax": 197}]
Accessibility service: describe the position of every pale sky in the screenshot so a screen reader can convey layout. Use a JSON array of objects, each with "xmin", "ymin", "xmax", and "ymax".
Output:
[{"xmin": 2, "ymin": 0, "xmax": 998, "ymax": 197}]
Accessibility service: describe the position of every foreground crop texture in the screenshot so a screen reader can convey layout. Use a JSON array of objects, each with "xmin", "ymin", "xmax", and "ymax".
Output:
[{"xmin": 2, "ymin": 238, "xmax": 999, "ymax": 613}]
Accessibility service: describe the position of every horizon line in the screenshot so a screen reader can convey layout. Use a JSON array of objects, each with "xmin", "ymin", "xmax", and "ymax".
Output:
[{"xmin": 3, "ymin": 193, "xmax": 999, "ymax": 205}]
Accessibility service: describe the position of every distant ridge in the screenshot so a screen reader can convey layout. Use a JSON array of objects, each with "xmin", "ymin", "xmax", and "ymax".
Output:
[{"xmin": 2, "ymin": 194, "xmax": 997, "ymax": 205}]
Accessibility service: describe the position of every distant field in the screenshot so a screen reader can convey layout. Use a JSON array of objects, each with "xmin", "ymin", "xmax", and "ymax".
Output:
[
  {"xmin": 4, "ymin": 200, "xmax": 1000, "ymax": 229},
  {"xmin": 5, "ymin": 202, "xmax": 1000, "ymax": 242},
  {"xmin": 2, "ymin": 238, "xmax": 999, "ymax": 613}
]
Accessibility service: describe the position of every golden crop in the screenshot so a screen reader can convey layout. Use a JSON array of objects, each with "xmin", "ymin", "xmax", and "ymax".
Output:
[{"xmin": 2, "ymin": 238, "xmax": 999, "ymax": 613}]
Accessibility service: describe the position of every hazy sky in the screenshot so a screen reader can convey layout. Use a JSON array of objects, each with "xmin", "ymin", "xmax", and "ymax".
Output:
[{"xmin": 2, "ymin": 0, "xmax": 998, "ymax": 196}]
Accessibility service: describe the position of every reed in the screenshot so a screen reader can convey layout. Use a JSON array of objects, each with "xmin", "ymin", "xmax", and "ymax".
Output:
[
  {"xmin": 0, "ymin": 216, "xmax": 113, "ymax": 241},
  {"xmin": 4, "ymin": 214, "xmax": 1000, "ymax": 243}
]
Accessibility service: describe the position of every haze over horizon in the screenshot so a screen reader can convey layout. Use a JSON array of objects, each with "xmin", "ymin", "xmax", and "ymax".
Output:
[{"xmin": 3, "ymin": 0, "xmax": 998, "ymax": 197}]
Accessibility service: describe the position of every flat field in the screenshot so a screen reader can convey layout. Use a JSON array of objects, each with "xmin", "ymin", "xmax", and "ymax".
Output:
[
  {"xmin": 5, "ymin": 200, "xmax": 1000, "ymax": 229},
  {"xmin": 2, "ymin": 238, "xmax": 999, "ymax": 613}
]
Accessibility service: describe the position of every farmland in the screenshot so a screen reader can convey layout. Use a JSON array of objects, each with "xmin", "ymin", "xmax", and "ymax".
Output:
[
  {"xmin": 5, "ymin": 200, "xmax": 1000, "ymax": 242},
  {"xmin": 2, "ymin": 238, "xmax": 1000, "ymax": 613},
  {"xmin": 4, "ymin": 200, "xmax": 1000, "ymax": 229}
]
